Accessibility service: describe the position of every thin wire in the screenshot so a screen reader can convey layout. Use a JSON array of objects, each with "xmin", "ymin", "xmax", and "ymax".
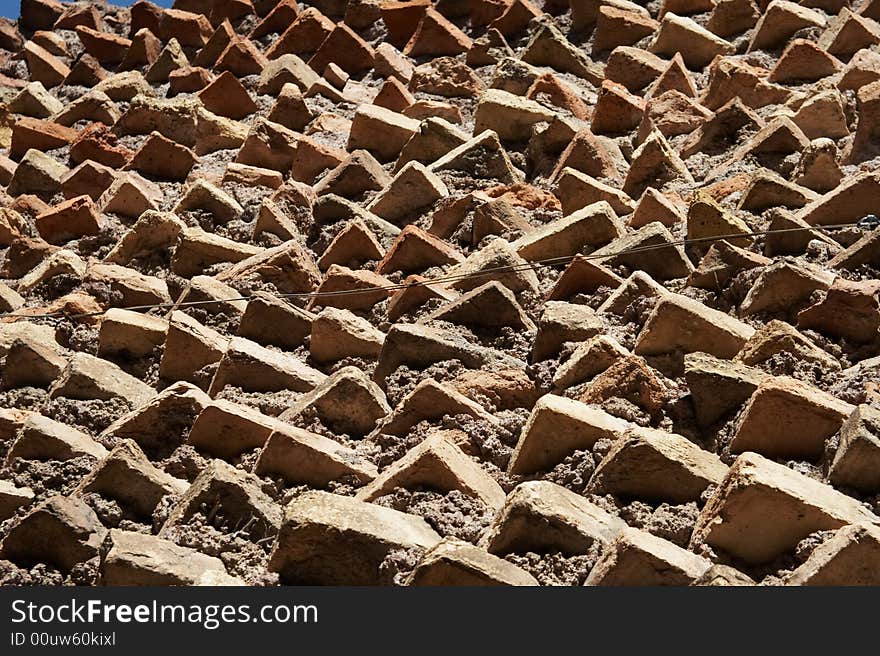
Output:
[{"xmin": 0, "ymin": 220, "xmax": 865, "ymax": 322}]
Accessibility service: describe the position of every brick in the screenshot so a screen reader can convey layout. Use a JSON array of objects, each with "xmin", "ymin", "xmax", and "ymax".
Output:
[
  {"xmin": 0, "ymin": 481, "xmax": 34, "ymax": 523},
  {"xmin": 34, "ymin": 195, "xmax": 102, "ymax": 245},
  {"xmin": 0, "ymin": 495, "xmax": 106, "ymax": 573},
  {"xmin": 309, "ymin": 307, "xmax": 384, "ymax": 363},
  {"xmin": 639, "ymin": 90, "xmax": 709, "ymax": 142},
  {"xmin": 623, "ymin": 129, "xmax": 693, "ymax": 199},
  {"xmin": 97, "ymin": 308, "xmax": 167, "ymax": 359},
  {"xmin": 508, "ymin": 395, "xmax": 629, "ymax": 475},
  {"xmin": 315, "ymin": 149, "xmax": 391, "ymax": 199},
  {"xmin": 829, "ymin": 229, "xmax": 880, "ymax": 272},
  {"xmin": 144, "ymin": 37, "xmax": 189, "ymax": 83},
  {"xmin": 473, "ymin": 89, "xmax": 556, "ymax": 143},
  {"xmin": 86, "ymin": 262, "xmax": 169, "ymax": 307},
  {"xmin": 680, "ymin": 97, "xmax": 764, "ymax": 159},
  {"xmin": 521, "ymin": 21, "xmax": 603, "ymax": 84},
  {"xmin": 586, "ymin": 527, "xmax": 712, "ymax": 586},
  {"xmin": 175, "ymin": 179, "xmax": 243, "ymax": 221},
  {"xmin": 357, "ymin": 433, "xmax": 506, "ymax": 510},
  {"xmin": 125, "ymin": 131, "xmax": 197, "ymax": 182},
  {"xmin": 605, "ymin": 46, "xmax": 666, "ymax": 92},
  {"xmin": 818, "ymin": 8, "xmax": 880, "ymax": 60},
  {"xmin": 7, "ymin": 414, "xmax": 107, "ymax": 463},
  {"xmin": 76, "ymin": 440, "xmax": 185, "ymax": 518},
  {"xmin": 646, "ymin": 53, "xmax": 698, "ymax": 98},
  {"xmin": 161, "ymin": 459, "xmax": 281, "ymax": 541},
  {"xmin": 578, "ymin": 354, "xmax": 671, "ymax": 416},
  {"xmin": 735, "ymin": 319, "xmax": 839, "ymax": 371},
  {"xmin": 105, "ymin": 210, "xmax": 184, "ymax": 265},
  {"xmin": 187, "ymin": 399, "xmax": 283, "ymax": 459},
  {"xmin": 594, "ymin": 5, "xmax": 659, "ymax": 53},
  {"xmin": 168, "ymin": 66, "xmax": 214, "ymax": 95},
  {"xmin": 367, "ymin": 162, "xmax": 449, "ymax": 224},
  {"xmin": 427, "ymin": 129, "xmax": 520, "ymax": 183},
  {"xmin": 22, "ymin": 40, "xmax": 70, "ymax": 88},
  {"xmin": 120, "ymin": 27, "xmax": 162, "ymax": 71},
  {"xmin": 684, "ymin": 351, "xmax": 766, "ymax": 427},
  {"xmin": 514, "ymin": 200, "xmax": 624, "ymax": 261},
  {"xmin": 701, "ymin": 58, "xmax": 791, "ymax": 113},
  {"xmin": 223, "ymin": 240, "xmax": 322, "ymax": 294},
  {"xmin": 376, "ymin": 225, "xmax": 463, "ymax": 275},
  {"xmin": 785, "ymin": 524, "xmax": 880, "ymax": 586},
  {"xmin": 481, "ymin": 481, "xmax": 626, "ymax": 555},
  {"xmin": 100, "ymin": 382, "xmax": 210, "ymax": 456},
  {"xmin": 308, "ymin": 264, "xmax": 394, "ymax": 311},
  {"xmin": 838, "ymin": 47, "xmax": 880, "ymax": 91},
  {"xmin": 797, "ymin": 278, "xmax": 880, "ymax": 343},
  {"xmin": 348, "ymin": 104, "xmax": 420, "ymax": 163},
  {"xmin": 93, "ymin": 71, "xmax": 153, "ymax": 102},
  {"xmin": 251, "ymin": 0, "xmax": 300, "ymax": 38},
  {"xmin": 75, "ymin": 25, "xmax": 131, "ymax": 66},
  {"xmin": 16, "ymin": 249, "xmax": 85, "ymax": 295},
  {"xmin": 236, "ymin": 293, "xmax": 313, "ymax": 351},
  {"xmin": 691, "ymin": 452, "xmax": 879, "ymax": 564},
  {"xmin": 209, "ymin": 336, "xmax": 326, "ymax": 395},
  {"xmin": 370, "ymin": 378, "xmax": 498, "ymax": 438},
  {"xmin": 266, "ymin": 83, "xmax": 313, "ymax": 132},
  {"xmin": 686, "ymin": 191, "xmax": 751, "ymax": 249},
  {"xmin": 769, "ymin": 38, "xmax": 842, "ymax": 83},
  {"xmin": 233, "ymin": 117, "xmax": 300, "ymax": 172},
  {"xmin": 708, "ymin": 0, "xmax": 759, "ymax": 37},
  {"xmin": 739, "ymin": 170, "xmax": 819, "ymax": 212},
  {"xmin": 159, "ymin": 311, "xmax": 228, "ymax": 386},
  {"xmin": 195, "ymin": 108, "xmax": 248, "ymax": 156},
  {"xmin": 589, "ymin": 426, "xmax": 727, "ymax": 502},
  {"xmin": 591, "ymin": 222, "xmax": 694, "ymax": 281},
  {"xmin": 50, "ymin": 352, "xmax": 155, "ymax": 408},
  {"xmin": 797, "ymin": 172, "xmax": 880, "ymax": 227},
  {"xmin": 532, "ymin": 301, "xmax": 604, "ymax": 361},
  {"xmin": 794, "ymin": 90, "xmax": 849, "ymax": 142},
  {"xmin": 748, "ymin": 0, "xmax": 825, "ymax": 51},
  {"xmin": 318, "ymin": 219, "xmax": 384, "ymax": 271},
  {"xmin": 159, "ymin": 8, "xmax": 214, "ymax": 48},
  {"xmin": 651, "ymin": 13, "xmax": 735, "ymax": 69},
  {"xmin": 591, "ymin": 80, "xmax": 645, "ymax": 135},
  {"xmin": 635, "ymin": 293, "xmax": 755, "ymax": 358},
  {"xmin": 265, "ymin": 8, "xmax": 334, "ymax": 59},
  {"xmin": 309, "ymin": 22, "xmax": 375, "ymax": 75},
  {"xmin": 374, "ymin": 322, "xmax": 524, "ymax": 383},
  {"xmin": 8, "ymin": 81, "xmax": 63, "ymax": 119},
  {"xmin": 791, "ymin": 141, "xmax": 841, "ymax": 194},
  {"xmin": 450, "ymin": 368, "xmax": 539, "ymax": 411},
  {"xmin": 198, "ymin": 71, "xmax": 258, "ymax": 121},
  {"xmin": 101, "ymin": 530, "xmax": 242, "ymax": 585},
  {"xmin": 404, "ymin": 8, "xmax": 472, "ymax": 57},
  {"xmin": 116, "ymin": 95, "xmax": 199, "ymax": 148},
  {"xmin": 386, "ymin": 275, "xmax": 457, "ymax": 322},
  {"xmin": 7, "ymin": 148, "xmax": 68, "ymax": 199},
  {"xmin": 60, "ymin": 161, "xmax": 116, "ymax": 202},
  {"xmin": 422, "ymin": 281, "xmax": 534, "ymax": 331},
  {"xmin": 69, "ymin": 123, "xmax": 132, "ymax": 170},
  {"xmin": 268, "ymin": 491, "xmax": 440, "ymax": 584},
  {"xmin": 554, "ymin": 168, "xmax": 636, "ymax": 217},
  {"xmin": 407, "ymin": 538, "xmax": 539, "ymax": 586},
  {"xmin": 281, "ymin": 366, "xmax": 388, "ymax": 436},
  {"xmin": 223, "ymin": 163, "xmax": 283, "ymax": 190},
  {"xmin": 740, "ymin": 260, "xmax": 834, "ymax": 316}
]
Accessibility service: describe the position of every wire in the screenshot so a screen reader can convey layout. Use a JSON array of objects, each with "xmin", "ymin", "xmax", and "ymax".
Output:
[{"xmin": 0, "ymin": 220, "xmax": 868, "ymax": 322}]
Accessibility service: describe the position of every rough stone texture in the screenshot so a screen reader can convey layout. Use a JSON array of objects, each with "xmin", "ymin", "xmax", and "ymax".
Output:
[{"xmin": 0, "ymin": 0, "xmax": 877, "ymax": 588}]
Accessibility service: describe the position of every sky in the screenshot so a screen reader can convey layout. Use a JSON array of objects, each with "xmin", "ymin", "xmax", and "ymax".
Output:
[{"xmin": 0, "ymin": 0, "xmax": 176, "ymax": 20}]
